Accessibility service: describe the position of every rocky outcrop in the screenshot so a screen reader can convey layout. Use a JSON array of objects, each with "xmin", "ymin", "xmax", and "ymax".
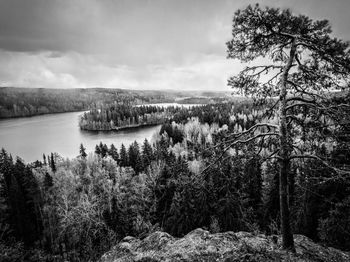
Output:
[{"xmin": 100, "ymin": 228, "xmax": 350, "ymax": 262}]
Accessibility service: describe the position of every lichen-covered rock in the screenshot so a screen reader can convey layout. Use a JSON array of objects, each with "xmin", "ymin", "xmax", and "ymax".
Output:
[{"xmin": 100, "ymin": 228, "xmax": 350, "ymax": 262}]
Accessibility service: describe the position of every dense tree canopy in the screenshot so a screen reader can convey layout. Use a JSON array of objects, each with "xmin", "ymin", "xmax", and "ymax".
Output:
[{"xmin": 1, "ymin": 96, "xmax": 350, "ymax": 260}]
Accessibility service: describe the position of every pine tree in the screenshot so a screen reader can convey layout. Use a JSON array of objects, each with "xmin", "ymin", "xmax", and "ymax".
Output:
[
  {"xmin": 154, "ymin": 164, "xmax": 176, "ymax": 228},
  {"xmin": 226, "ymin": 4, "xmax": 350, "ymax": 249},
  {"xmin": 142, "ymin": 139, "xmax": 153, "ymax": 168},
  {"xmin": 101, "ymin": 143, "xmax": 108, "ymax": 158},
  {"xmin": 243, "ymin": 156, "xmax": 262, "ymax": 211},
  {"xmin": 95, "ymin": 144, "xmax": 101, "ymax": 156},
  {"xmin": 134, "ymin": 153, "xmax": 143, "ymax": 174},
  {"xmin": 43, "ymin": 153, "xmax": 47, "ymax": 165},
  {"xmin": 156, "ymin": 135, "xmax": 169, "ymax": 160},
  {"xmin": 44, "ymin": 172, "xmax": 53, "ymax": 188},
  {"xmin": 108, "ymin": 144, "xmax": 119, "ymax": 162},
  {"xmin": 50, "ymin": 152, "xmax": 56, "ymax": 173},
  {"xmin": 79, "ymin": 143, "xmax": 87, "ymax": 159},
  {"xmin": 120, "ymin": 144, "xmax": 128, "ymax": 167},
  {"xmin": 163, "ymin": 156, "xmax": 196, "ymax": 236},
  {"xmin": 128, "ymin": 141, "xmax": 142, "ymax": 173},
  {"xmin": 0, "ymin": 154, "xmax": 43, "ymax": 245}
]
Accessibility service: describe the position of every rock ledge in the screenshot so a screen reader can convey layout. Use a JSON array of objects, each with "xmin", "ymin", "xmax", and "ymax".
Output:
[{"xmin": 100, "ymin": 228, "xmax": 350, "ymax": 262}]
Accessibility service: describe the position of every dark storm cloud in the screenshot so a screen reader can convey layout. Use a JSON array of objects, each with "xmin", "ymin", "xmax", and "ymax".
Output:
[
  {"xmin": 0, "ymin": 0, "xmax": 235, "ymax": 66},
  {"xmin": 0, "ymin": 0, "xmax": 110, "ymax": 53},
  {"xmin": 0, "ymin": 0, "xmax": 349, "ymax": 89}
]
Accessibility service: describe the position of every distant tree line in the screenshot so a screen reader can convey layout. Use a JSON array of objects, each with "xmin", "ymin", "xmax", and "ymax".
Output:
[
  {"xmin": 0, "ymin": 87, "xmax": 139, "ymax": 118},
  {"xmin": 0, "ymin": 87, "xmax": 229, "ymax": 118}
]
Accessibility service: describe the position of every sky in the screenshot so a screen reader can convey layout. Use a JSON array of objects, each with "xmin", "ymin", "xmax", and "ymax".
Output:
[{"xmin": 0, "ymin": 0, "xmax": 349, "ymax": 91}]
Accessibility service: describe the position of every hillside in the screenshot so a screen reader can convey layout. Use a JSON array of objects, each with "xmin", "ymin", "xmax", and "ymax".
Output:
[
  {"xmin": 0, "ymin": 87, "xmax": 231, "ymax": 118},
  {"xmin": 100, "ymin": 228, "xmax": 350, "ymax": 262}
]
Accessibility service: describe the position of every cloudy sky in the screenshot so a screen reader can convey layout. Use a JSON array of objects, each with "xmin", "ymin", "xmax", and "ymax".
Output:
[{"xmin": 0, "ymin": 0, "xmax": 349, "ymax": 91}]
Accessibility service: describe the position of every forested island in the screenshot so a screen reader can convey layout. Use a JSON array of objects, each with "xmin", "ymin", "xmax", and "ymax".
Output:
[
  {"xmin": 79, "ymin": 102, "xmax": 255, "ymax": 131},
  {"xmin": 79, "ymin": 104, "xmax": 172, "ymax": 131}
]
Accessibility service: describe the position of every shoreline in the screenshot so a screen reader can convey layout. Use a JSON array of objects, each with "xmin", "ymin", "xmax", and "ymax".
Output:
[
  {"xmin": 0, "ymin": 109, "xmax": 88, "ymax": 120},
  {"xmin": 79, "ymin": 122, "xmax": 162, "ymax": 132},
  {"xmin": 0, "ymin": 102, "xmax": 204, "ymax": 120}
]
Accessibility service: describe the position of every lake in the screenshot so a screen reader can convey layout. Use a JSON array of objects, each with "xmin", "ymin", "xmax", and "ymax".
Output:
[{"xmin": 0, "ymin": 111, "xmax": 162, "ymax": 163}]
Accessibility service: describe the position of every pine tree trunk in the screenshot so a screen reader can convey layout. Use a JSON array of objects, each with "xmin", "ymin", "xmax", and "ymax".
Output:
[
  {"xmin": 279, "ymin": 159, "xmax": 294, "ymax": 250},
  {"xmin": 278, "ymin": 39, "xmax": 296, "ymax": 251}
]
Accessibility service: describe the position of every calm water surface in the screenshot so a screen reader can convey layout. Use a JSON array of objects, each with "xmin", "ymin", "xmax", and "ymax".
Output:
[{"xmin": 0, "ymin": 111, "xmax": 161, "ymax": 162}]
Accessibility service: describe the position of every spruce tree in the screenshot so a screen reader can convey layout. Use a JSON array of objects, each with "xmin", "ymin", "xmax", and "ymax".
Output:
[
  {"xmin": 156, "ymin": 135, "xmax": 169, "ymax": 160},
  {"xmin": 1, "ymin": 156, "xmax": 43, "ymax": 245},
  {"xmin": 109, "ymin": 144, "xmax": 119, "ymax": 162},
  {"xmin": 79, "ymin": 143, "xmax": 87, "ymax": 159},
  {"xmin": 142, "ymin": 139, "xmax": 153, "ymax": 168},
  {"xmin": 101, "ymin": 143, "xmax": 108, "ymax": 158},
  {"xmin": 44, "ymin": 172, "xmax": 53, "ymax": 188},
  {"xmin": 43, "ymin": 153, "xmax": 47, "ymax": 165},
  {"xmin": 120, "ymin": 144, "xmax": 128, "ymax": 167},
  {"xmin": 95, "ymin": 144, "xmax": 101, "ymax": 156},
  {"xmin": 128, "ymin": 141, "xmax": 142, "ymax": 173},
  {"xmin": 50, "ymin": 152, "xmax": 56, "ymax": 173}
]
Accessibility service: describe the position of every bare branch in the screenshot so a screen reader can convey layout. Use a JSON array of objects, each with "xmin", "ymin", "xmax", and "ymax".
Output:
[
  {"xmin": 200, "ymin": 155, "xmax": 231, "ymax": 177},
  {"xmin": 224, "ymin": 132, "xmax": 280, "ymax": 148},
  {"xmin": 285, "ymin": 102, "xmax": 318, "ymax": 111},
  {"xmin": 266, "ymin": 71, "xmax": 283, "ymax": 85},
  {"xmin": 286, "ymin": 96, "xmax": 316, "ymax": 104},
  {"xmin": 261, "ymin": 148, "xmax": 282, "ymax": 162},
  {"xmin": 242, "ymin": 65, "xmax": 285, "ymax": 77},
  {"xmin": 261, "ymin": 98, "xmax": 280, "ymax": 119},
  {"xmin": 228, "ymin": 123, "xmax": 279, "ymax": 138},
  {"xmin": 289, "ymin": 154, "xmax": 350, "ymax": 175}
]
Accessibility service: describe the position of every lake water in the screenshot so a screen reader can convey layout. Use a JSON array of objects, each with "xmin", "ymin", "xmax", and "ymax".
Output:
[{"xmin": 0, "ymin": 111, "xmax": 161, "ymax": 163}]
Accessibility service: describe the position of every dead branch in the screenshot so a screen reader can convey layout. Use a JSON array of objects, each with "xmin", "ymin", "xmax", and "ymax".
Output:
[{"xmin": 289, "ymin": 154, "xmax": 350, "ymax": 175}]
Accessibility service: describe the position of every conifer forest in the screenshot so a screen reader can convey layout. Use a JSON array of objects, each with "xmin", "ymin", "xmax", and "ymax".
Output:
[{"xmin": 0, "ymin": 2, "xmax": 350, "ymax": 262}]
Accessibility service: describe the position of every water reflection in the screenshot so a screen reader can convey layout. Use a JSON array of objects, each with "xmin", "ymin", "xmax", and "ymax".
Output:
[{"xmin": 0, "ymin": 111, "xmax": 161, "ymax": 163}]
